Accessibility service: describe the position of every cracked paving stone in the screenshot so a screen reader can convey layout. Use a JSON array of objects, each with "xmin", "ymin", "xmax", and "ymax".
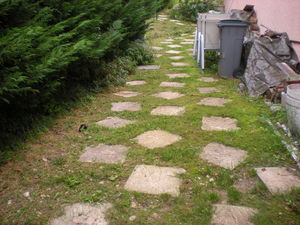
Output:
[
  {"xmin": 198, "ymin": 97, "xmax": 232, "ymax": 107},
  {"xmin": 51, "ymin": 203, "xmax": 112, "ymax": 225},
  {"xmin": 255, "ymin": 167, "xmax": 300, "ymax": 194},
  {"xmin": 79, "ymin": 143, "xmax": 129, "ymax": 164},
  {"xmin": 169, "ymin": 56, "xmax": 185, "ymax": 60},
  {"xmin": 124, "ymin": 165, "xmax": 186, "ymax": 196},
  {"xmin": 200, "ymin": 143, "xmax": 247, "ymax": 170},
  {"xmin": 171, "ymin": 62, "xmax": 189, "ymax": 67},
  {"xmin": 166, "ymin": 73, "xmax": 190, "ymax": 78},
  {"xmin": 166, "ymin": 50, "xmax": 182, "ymax": 54},
  {"xmin": 113, "ymin": 91, "xmax": 141, "ymax": 98},
  {"xmin": 111, "ymin": 102, "xmax": 141, "ymax": 112},
  {"xmin": 126, "ymin": 80, "xmax": 146, "ymax": 86},
  {"xmin": 198, "ymin": 87, "xmax": 220, "ymax": 93},
  {"xmin": 137, "ymin": 65, "xmax": 160, "ymax": 70},
  {"xmin": 133, "ymin": 130, "xmax": 182, "ymax": 149},
  {"xmin": 151, "ymin": 106, "xmax": 185, "ymax": 116},
  {"xmin": 201, "ymin": 116, "xmax": 240, "ymax": 131},
  {"xmin": 152, "ymin": 91, "xmax": 184, "ymax": 100},
  {"xmin": 198, "ymin": 77, "xmax": 219, "ymax": 82},
  {"xmin": 160, "ymin": 82, "xmax": 185, "ymax": 88},
  {"xmin": 234, "ymin": 178, "xmax": 258, "ymax": 193},
  {"xmin": 212, "ymin": 204, "xmax": 257, "ymax": 225},
  {"xmin": 96, "ymin": 116, "xmax": 135, "ymax": 128}
]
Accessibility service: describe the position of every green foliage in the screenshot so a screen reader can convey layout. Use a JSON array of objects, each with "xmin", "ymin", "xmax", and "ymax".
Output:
[
  {"xmin": 126, "ymin": 40, "xmax": 154, "ymax": 65},
  {"xmin": 0, "ymin": 0, "xmax": 160, "ymax": 153},
  {"xmin": 205, "ymin": 50, "xmax": 220, "ymax": 71},
  {"xmin": 170, "ymin": 0, "xmax": 215, "ymax": 22}
]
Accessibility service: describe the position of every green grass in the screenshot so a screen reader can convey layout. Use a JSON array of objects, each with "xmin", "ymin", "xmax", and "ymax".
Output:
[{"xmin": 0, "ymin": 11, "xmax": 299, "ymax": 225}]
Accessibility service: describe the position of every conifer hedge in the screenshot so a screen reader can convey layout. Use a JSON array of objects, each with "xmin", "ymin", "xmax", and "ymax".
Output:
[{"xmin": 0, "ymin": 0, "xmax": 167, "ymax": 154}]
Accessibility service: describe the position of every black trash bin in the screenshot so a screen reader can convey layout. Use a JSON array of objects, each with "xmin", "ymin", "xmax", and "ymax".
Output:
[{"xmin": 218, "ymin": 20, "xmax": 249, "ymax": 78}]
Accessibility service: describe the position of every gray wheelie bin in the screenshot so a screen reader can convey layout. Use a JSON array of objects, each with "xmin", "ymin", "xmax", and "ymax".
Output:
[{"xmin": 217, "ymin": 20, "xmax": 249, "ymax": 78}]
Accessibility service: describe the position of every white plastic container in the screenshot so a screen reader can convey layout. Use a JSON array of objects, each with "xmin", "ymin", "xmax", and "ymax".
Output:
[{"xmin": 286, "ymin": 84, "xmax": 300, "ymax": 136}]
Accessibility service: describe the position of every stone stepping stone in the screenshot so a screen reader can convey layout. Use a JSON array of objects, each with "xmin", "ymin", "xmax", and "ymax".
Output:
[
  {"xmin": 176, "ymin": 23, "xmax": 184, "ymax": 26},
  {"xmin": 255, "ymin": 167, "xmax": 300, "ymax": 194},
  {"xmin": 137, "ymin": 65, "xmax": 160, "ymax": 70},
  {"xmin": 111, "ymin": 102, "xmax": 141, "ymax": 112},
  {"xmin": 200, "ymin": 143, "xmax": 247, "ymax": 170},
  {"xmin": 160, "ymin": 41, "xmax": 172, "ymax": 44},
  {"xmin": 124, "ymin": 165, "xmax": 186, "ymax": 196},
  {"xmin": 151, "ymin": 46, "xmax": 163, "ymax": 51},
  {"xmin": 96, "ymin": 116, "xmax": 135, "ymax": 128},
  {"xmin": 160, "ymin": 82, "xmax": 185, "ymax": 88},
  {"xmin": 201, "ymin": 116, "xmax": 240, "ymax": 131},
  {"xmin": 170, "ymin": 19, "xmax": 179, "ymax": 22},
  {"xmin": 51, "ymin": 203, "xmax": 112, "ymax": 225},
  {"xmin": 167, "ymin": 73, "xmax": 190, "ymax": 78},
  {"xmin": 198, "ymin": 87, "xmax": 220, "ymax": 93},
  {"xmin": 168, "ymin": 44, "xmax": 182, "ymax": 48},
  {"xmin": 151, "ymin": 106, "xmax": 185, "ymax": 116},
  {"xmin": 169, "ymin": 56, "xmax": 185, "ymax": 60},
  {"xmin": 79, "ymin": 144, "xmax": 129, "ymax": 164},
  {"xmin": 152, "ymin": 91, "xmax": 184, "ymax": 100},
  {"xmin": 113, "ymin": 91, "xmax": 140, "ymax": 98},
  {"xmin": 166, "ymin": 50, "xmax": 182, "ymax": 54},
  {"xmin": 180, "ymin": 42, "xmax": 193, "ymax": 45},
  {"xmin": 171, "ymin": 62, "xmax": 189, "ymax": 67},
  {"xmin": 133, "ymin": 130, "xmax": 182, "ymax": 149},
  {"xmin": 198, "ymin": 77, "xmax": 219, "ymax": 82},
  {"xmin": 154, "ymin": 54, "xmax": 163, "ymax": 58},
  {"xmin": 212, "ymin": 204, "xmax": 257, "ymax": 225},
  {"xmin": 126, "ymin": 80, "xmax": 146, "ymax": 86},
  {"xmin": 183, "ymin": 39, "xmax": 194, "ymax": 42},
  {"xmin": 165, "ymin": 39, "xmax": 174, "ymax": 42},
  {"xmin": 187, "ymin": 48, "xmax": 194, "ymax": 52},
  {"xmin": 198, "ymin": 97, "xmax": 232, "ymax": 107}
]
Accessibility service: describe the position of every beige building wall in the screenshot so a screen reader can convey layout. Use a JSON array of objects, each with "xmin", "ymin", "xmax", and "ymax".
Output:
[{"xmin": 224, "ymin": 0, "xmax": 300, "ymax": 56}]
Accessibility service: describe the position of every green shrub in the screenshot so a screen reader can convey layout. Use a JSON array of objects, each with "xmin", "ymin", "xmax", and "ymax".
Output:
[
  {"xmin": 170, "ymin": 0, "xmax": 215, "ymax": 22},
  {"xmin": 126, "ymin": 40, "xmax": 154, "ymax": 65},
  {"xmin": 0, "ymin": 0, "xmax": 160, "ymax": 156},
  {"xmin": 205, "ymin": 50, "xmax": 220, "ymax": 72}
]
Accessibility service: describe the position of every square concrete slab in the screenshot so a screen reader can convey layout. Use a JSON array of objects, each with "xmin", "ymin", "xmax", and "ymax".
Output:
[
  {"xmin": 183, "ymin": 39, "xmax": 194, "ymax": 42},
  {"xmin": 170, "ymin": 19, "xmax": 179, "ymax": 22},
  {"xmin": 201, "ymin": 117, "xmax": 240, "ymax": 131},
  {"xmin": 126, "ymin": 80, "xmax": 146, "ymax": 86},
  {"xmin": 113, "ymin": 91, "xmax": 140, "ymax": 98},
  {"xmin": 198, "ymin": 97, "xmax": 232, "ymax": 107},
  {"xmin": 255, "ymin": 167, "xmax": 300, "ymax": 194},
  {"xmin": 137, "ymin": 65, "xmax": 160, "ymax": 70},
  {"xmin": 176, "ymin": 23, "xmax": 184, "ymax": 26},
  {"xmin": 79, "ymin": 144, "xmax": 129, "ymax": 164},
  {"xmin": 133, "ymin": 130, "xmax": 182, "ymax": 149},
  {"xmin": 96, "ymin": 116, "xmax": 135, "ymax": 128},
  {"xmin": 169, "ymin": 56, "xmax": 185, "ymax": 60},
  {"xmin": 151, "ymin": 106, "xmax": 185, "ymax": 116},
  {"xmin": 160, "ymin": 82, "xmax": 185, "ymax": 88},
  {"xmin": 160, "ymin": 41, "xmax": 172, "ymax": 44},
  {"xmin": 200, "ymin": 143, "xmax": 247, "ymax": 170},
  {"xmin": 51, "ymin": 203, "xmax": 112, "ymax": 225},
  {"xmin": 171, "ymin": 62, "xmax": 189, "ymax": 67},
  {"xmin": 155, "ymin": 54, "xmax": 163, "ymax": 58},
  {"xmin": 151, "ymin": 46, "xmax": 163, "ymax": 51},
  {"xmin": 167, "ymin": 73, "xmax": 190, "ymax": 78},
  {"xmin": 111, "ymin": 102, "xmax": 141, "ymax": 112},
  {"xmin": 124, "ymin": 165, "xmax": 186, "ymax": 196},
  {"xmin": 180, "ymin": 42, "xmax": 193, "ymax": 45},
  {"xmin": 198, "ymin": 87, "xmax": 220, "ymax": 93},
  {"xmin": 165, "ymin": 39, "xmax": 174, "ymax": 42},
  {"xmin": 166, "ymin": 50, "xmax": 182, "ymax": 54},
  {"xmin": 198, "ymin": 77, "xmax": 219, "ymax": 82},
  {"xmin": 212, "ymin": 204, "xmax": 257, "ymax": 225},
  {"xmin": 152, "ymin": 91, "xmax": 185, "ymax": 100},
  {"xmin": 168, "ymin": 45, "xmax": 182, "ymax": 48}
]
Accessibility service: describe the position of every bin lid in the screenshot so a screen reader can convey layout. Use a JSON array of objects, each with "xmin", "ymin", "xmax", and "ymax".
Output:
[{"xmin": 218, "ymin": 19, "xmax": 249, "ymax": 27}]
